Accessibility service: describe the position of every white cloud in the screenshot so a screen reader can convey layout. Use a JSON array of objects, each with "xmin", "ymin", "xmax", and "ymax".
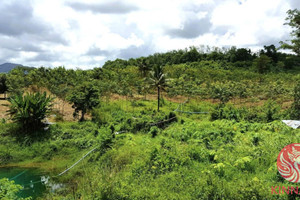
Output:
[
  {"xmin": 0, "ymin": 0, "xmax": 297, "ymax": 69},
  {"xmin": 211, "ymin": 0, "xmax": 291, "ymax": 46}
]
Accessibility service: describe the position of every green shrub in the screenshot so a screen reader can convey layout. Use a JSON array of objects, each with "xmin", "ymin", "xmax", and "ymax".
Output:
[
  {"xmin": 291, "ymin": 81, "xmax": 300, "ymax": 119},
  {"xmin": 150, "ymin": 126, "xmax": 159, "ymax": 138},
  {"xmin": 210, "ymin": 82, "xmax": 234, "ymax": 104},
  {"xmin": 211, "ymin": 104, "xmax": 244, "ymax": 121},
  {"xmin": 234, "ymin": 156, "xmax": 254, "ymax": 172},
  {"xmin": 6, "ymin": 92, "xmax": 54, "ymax": 133},
  {"xmin": 147, "ymin": 145, "xmax": 191, "ymax": 176},
  {"xmin": 98, "ymin": 128, "xmax": 114, "ymax": 151},
  {"xmin": 211, "ymin": 102, "xmax": 282, "ymax": 122},
  {"xmin": 263, "ymin": 100, "xmax": 281, "ymax": 122},
  {"xmin": 0, "ymin": 178, "xmax": 31, "ymax": 200}
]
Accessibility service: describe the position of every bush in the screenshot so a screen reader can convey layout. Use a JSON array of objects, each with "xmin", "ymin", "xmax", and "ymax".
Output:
[
  {"xmin": 211, "ymin": 104, "xmax": 244, "ymax": 121},
  {"xmin": 263, "ymin": 100, "xmax": 281, "ymax": 122},
  {"xmin": 211, "ymin": 102, "xmax": 282, "ymax": 122},
  {"xmin": 210, "ymin": 82, "xmax": 234, "ymax": 104},
  {"xmin": 150, "ymin": 126, "xmax": 159, "ymax": 138},
  {"xmin": 291, "ymin": 82, "xmax": 300, "ymax": 119},
  {"xmin": 0, "ymin": 178, "xmax": 31, "ymax": 200},
  {"xmin": 254, "ymin": 55, "xmax": 272, "ymax": 73},
  {"xmin": 6, "ymin": 92, "xmax": 54, "ymax": 133}
]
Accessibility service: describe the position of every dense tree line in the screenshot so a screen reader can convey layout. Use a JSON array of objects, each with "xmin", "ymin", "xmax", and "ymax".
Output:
[{"xmin": 103, "ymin": 44, "xmax": 299, "ymax": 72}]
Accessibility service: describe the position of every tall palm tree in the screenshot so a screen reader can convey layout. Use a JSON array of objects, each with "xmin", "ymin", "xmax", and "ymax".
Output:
[{"xmin": 148, "ymin": 65, "xmax": 168, "ymax": 112}]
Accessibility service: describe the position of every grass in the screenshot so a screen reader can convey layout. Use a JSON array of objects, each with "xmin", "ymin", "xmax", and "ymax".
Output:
[{"xmin": 0, "ymin": 98, "xmax": 299, "ymax": 199}]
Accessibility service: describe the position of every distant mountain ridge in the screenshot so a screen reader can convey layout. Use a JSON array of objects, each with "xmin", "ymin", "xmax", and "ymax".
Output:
[{"xmin": 0, "ymin": 63, "xmax": 23, "ymax": 73}]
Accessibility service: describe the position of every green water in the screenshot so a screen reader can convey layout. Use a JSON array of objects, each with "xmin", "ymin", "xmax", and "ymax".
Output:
[{"xmin": 0, "ymin": 167, "xmax": 48, "ymax": 199}]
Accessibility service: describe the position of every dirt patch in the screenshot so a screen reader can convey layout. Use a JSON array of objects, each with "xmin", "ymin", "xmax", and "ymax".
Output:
[
  {"xmin": 50, "ymin": 98, "xmax": 91, "ymax": 122},
  {"xmin": 282, "ymin": 101, "xmax": 293, "ymax": 109},
  {"xmin": 0, "ymin": 99, "xmax": 9, "ymax": 120}
]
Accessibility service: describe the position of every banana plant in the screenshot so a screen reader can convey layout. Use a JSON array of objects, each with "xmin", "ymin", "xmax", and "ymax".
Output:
[{"xmin": 6, "ymin": 92, "xmax": 54, "ymax": 133}]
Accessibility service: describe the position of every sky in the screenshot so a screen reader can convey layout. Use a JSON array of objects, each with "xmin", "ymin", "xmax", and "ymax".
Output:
[{"xmin": 0, "ymin": 0, "xmax": 299, "ymax": 69}]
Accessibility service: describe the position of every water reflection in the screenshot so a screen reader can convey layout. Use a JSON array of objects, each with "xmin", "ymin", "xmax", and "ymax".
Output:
[{"xmin": 0, "ymin": 167, "xmax": 63, "ymax": 199}]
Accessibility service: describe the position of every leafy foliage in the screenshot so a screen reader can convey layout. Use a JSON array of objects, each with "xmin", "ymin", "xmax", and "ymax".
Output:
[
  {"xmin": 291, "ymin": 81, "xmax": 300, "ymax": 119},
  {"xmin": 209, "ymin": 82, "xmax": 234, "ymax": 104},
  {"xmin": 254, "ymin": 54, "xmax": 272, "ymax": 74},
  {"xmin": 281, "ymin": 9, "xmax": 300, "ymax": 56},
  {"xmin": 6, "ymin": 68, "xmax": 29, "ymax": 94},
  {"xmin": 148, "ymin": 65, "xmax": 168, "ymax": 111},
  {"xmin": 1, "ymin": 9, "xmax": 300, "ymax": 200},
  {"xmin": 0, "ymin": 178, "xmax": 31, "ymax": 200},
  {"xmin": 0, "ymin": 98, "xmax": 300, "ymax": 199},
  {"xmin": 6, "ymin": 92, "xmax": 54, "ymax": 133},
  {"xmin": 67, "ymin": 81, "xmax": 100, "ymax": 121},
  {"xmin": 211, "ymin": 101, "xmax": 282, "ymax": 122},
  {"xmin": 0, "ymin": 74, "xmax": 8, "ymax": 94}
]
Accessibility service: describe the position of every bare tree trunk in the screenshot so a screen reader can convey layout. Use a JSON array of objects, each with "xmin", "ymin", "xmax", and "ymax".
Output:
[
  {"xmin": 158, "ymin": 87, "xmax": 160, "ymax": 112},
  {"xmin": 80, "ymin": 110, "xmax": 85, "ymax": 122}
]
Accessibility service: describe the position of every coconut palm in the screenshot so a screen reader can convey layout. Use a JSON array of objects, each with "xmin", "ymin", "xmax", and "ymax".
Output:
[{"xmin": 148, "ymin": 65, "xmax": 168, "ymax": 112}]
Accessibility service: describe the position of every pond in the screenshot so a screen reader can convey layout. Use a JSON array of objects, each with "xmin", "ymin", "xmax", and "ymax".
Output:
[{"xmin": 0, "ymin": 167, "xmax": 62, "ymax": 199}]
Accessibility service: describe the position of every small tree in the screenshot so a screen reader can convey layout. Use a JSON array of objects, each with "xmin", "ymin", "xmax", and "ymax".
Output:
[
  {"xmin": 210, "ymin": 82, "xmax": 234, "ymax": 104},
  {"xmin": 254, "ymin": 55, "xmax": 272, "ymax": 74},
  {"xmin": 0, "ymin": 74, "xmax": 8, "ymax": 98},
  {"xmin": 6, "ymin": 92, "xmax": 54, "ymax": 133},
  {"xmin": 260, "ymin": 45, "xmax": 279, "ymax": 63},
  {"xmin": 280, "ymin": 9, "xmax": 300, "ymax": 56},
  {"xmin": 67, "ymin": 81, "xmax": 100, "ymax": 121},
  {"xmin": 6, "ymin": 67, "xmax": 30, "ymax": 95}
]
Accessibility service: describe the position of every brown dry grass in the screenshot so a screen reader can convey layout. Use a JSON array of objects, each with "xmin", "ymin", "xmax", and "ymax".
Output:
[
  {"xmin": 282, "ymin": 101, "xmax": 293, "ymax": 109},
  {"xmin": 0, "ymin": 99, "xmax": 9, "ymax": 119}
]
